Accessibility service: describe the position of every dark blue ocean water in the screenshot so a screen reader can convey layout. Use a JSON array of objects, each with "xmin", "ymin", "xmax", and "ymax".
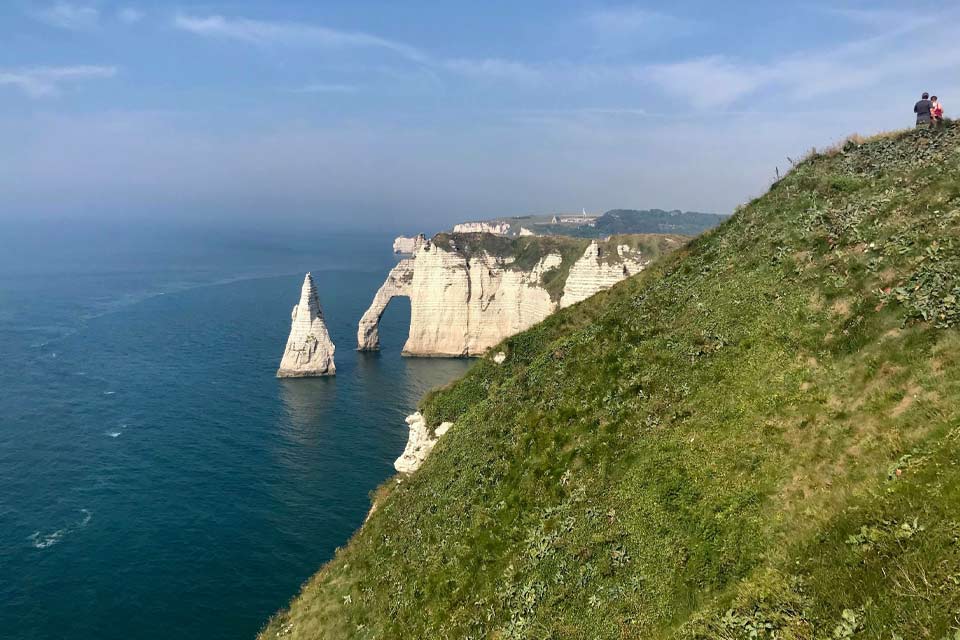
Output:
[{"xmin": 0, "ymin": 223, "xmax": 472, "ymax": 640}]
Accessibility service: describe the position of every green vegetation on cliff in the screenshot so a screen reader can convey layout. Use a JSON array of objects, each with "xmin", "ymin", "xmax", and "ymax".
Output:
[{"xmin": 261, "ymin": 124, "xmax": 960, "ymax": 639}]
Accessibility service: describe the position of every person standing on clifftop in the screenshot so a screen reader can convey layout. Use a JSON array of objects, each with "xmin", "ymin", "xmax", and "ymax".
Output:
[
  {"xmin": 931, "ymin": 96, "xmax": 945, "ymax": 128},
  {"xmin": 915, "ymin": 92, "xmax": 933, "ymax": 127}
]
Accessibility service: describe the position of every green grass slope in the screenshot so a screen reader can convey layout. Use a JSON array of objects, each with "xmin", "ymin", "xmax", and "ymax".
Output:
[{"xmin": 260, "ymin": 124, "xmax": 960, "ymax": 639}]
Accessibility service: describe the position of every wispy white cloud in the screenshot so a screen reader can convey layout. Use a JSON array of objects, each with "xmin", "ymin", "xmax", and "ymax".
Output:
[
  {"xmin": 32, "ymin": 2, "xmax": 99, "ymax": 30},
  {"xmin": 511, "ymin": 107, "xmax": 649, "ymax": 124},
  {"xmin": 173, "ymin": 14, "xmax": 428, "ymax": 63},
  {"xmin": 117, "ymin": 7, "xmax": 143, "ymax": 25},
  {"xmin": 0, "ymin": 66, "xmax": 117, "ymax": 98},
  {"xmin": 586, "ymin": 7, "xmax": 693, "ymax": 38},
  {"xmin": 585, "ymin": 6, "xmax": 696, "ymax": 56},
  {"xmin": 173, "ymin": 14, "xmax": 549, "ymax": 86},
  {"xmin": 293, "ymin": 83, "xmax": 358, "ymax": 94},
  {"xmin": 646, "ymin": 56, "xmax": 764, "ymax": 109},
  {"xmin": 442, "ymin": 58, "xmax": 541, "ymax": 83},
  {"xmin": 645, "ymin": 10, "xmax": 960, "ymax": 109},
  {"xmin": 819, "ymin": 6, "xmax": 937, "ymax": 31}
]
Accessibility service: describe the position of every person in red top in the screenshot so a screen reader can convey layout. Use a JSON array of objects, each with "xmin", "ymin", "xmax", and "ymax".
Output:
[{"xmin": 931, "ymin": 96, "xmax": 945, "ymax": 128}]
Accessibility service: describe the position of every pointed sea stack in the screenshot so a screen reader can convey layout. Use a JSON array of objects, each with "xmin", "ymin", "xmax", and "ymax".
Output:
[{"xmin": 276, "ymin": 273, "xmax": 336, "ymax": 378}]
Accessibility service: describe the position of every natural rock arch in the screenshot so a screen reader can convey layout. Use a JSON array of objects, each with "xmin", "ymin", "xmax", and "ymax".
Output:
[{"xmin": 356, "ymin": 258, "xmax": 415, "ymax": 352}]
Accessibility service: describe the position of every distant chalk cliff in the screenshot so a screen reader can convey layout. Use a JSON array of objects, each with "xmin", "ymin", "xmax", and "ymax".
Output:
[
  {"xmin": 393, "ymin": 234, "xmax": 426, "ymax": 254},
  {"xmin": 452, "ymin": 221, "xmax": 511, "ymax": 235},
  {"xmin": 358, "ymin": 232, "xmax": 684, "ymax": 357}
]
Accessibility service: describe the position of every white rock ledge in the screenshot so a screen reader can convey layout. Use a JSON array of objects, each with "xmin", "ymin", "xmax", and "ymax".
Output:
[{"xmin": 394, "ymin": 412, "xmax": 453, "ymax": 474}]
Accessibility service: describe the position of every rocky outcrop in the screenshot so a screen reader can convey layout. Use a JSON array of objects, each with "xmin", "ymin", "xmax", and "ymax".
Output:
[
  {"xmin": 357, "ymin": 240, "xmax": 558, "ymax": 355},
  {"xmin": 358, "ymin": 236, "xmax": 664, "ymax": 356},
  {"xmin": 277, "ymin": 273, "xmax": 336, "ymax": 377},
  {"xmin": 393, "ymin": 234, "xmax": 426, "ymax": 254},
  {"xmin": 357, "ymin": 258, "xmax": 416, "ymax": 352},
  {"xmin": 559, "ymin": 242, "xmax": 647, "ymax": 308},
  {"xmin": 394, "ymin": 412, "xmax": 453, "ymax": 474}
]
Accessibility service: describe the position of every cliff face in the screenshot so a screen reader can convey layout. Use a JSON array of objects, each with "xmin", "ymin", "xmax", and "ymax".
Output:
[
  {"xmin": 452, "ymin": 221, "xmax": 510, "ymax": 234},
  {"xmin": 358, "ymin": 234, "xmax": 678, "ymax": 356},
  {"xmin": 392, "ymin": 234, "xmax": 426, "ymax": 254},
  {"xmin": 559, "ymin": 242, "xmax": 648, "ymax": 308},
  {"xmin": 276, "ymin": 273, "xmax": 336, "ymax": 377}
]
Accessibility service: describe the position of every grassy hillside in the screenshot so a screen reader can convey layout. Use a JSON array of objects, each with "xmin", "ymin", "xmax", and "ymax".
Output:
[{"xmin": 260, "ymin": 124, "xmax": 960, "ymax": 639}]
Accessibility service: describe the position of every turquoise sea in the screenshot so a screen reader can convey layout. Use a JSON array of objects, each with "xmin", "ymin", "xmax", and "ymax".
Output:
[{"xmin": 0, "ymin": 223, "xmax": 472, "ymax": 639}]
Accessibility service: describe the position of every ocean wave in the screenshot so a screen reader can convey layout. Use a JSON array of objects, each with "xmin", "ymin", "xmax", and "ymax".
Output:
[{"xmin": 28, "ymin": 509, "xmax": 92, "ymax": 549}]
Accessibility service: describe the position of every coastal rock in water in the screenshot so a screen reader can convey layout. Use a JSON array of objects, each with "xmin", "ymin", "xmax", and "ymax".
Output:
[
  {"xmin": 357, "ymin": 258, "xmax": 416, "ymax": 351},
  {"xmin": 277, "ymin": 273, "xmax": 336, "ymax": 377},
  {"xmin": 395, "ymin": 412, "xmax": 453, "ymax": 474},
  {"xmin": 359, "ymin": 240, "xmax": 556, "ymax": 356},
  {"xmin": 393, "ymin": 234, "xmax": 426, "ymax": 254},
  {"xmin": 359, "ymin": 235, "xmax": 670, "ymax": 356}
]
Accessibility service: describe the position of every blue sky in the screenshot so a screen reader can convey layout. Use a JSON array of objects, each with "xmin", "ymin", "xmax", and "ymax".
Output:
[{"xmin": 1, "ymin": 1, "xmax": 957, "ymax": 232}]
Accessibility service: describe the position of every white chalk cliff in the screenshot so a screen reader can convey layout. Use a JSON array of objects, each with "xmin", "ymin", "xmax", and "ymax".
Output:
[
  {"xmin": 393, "ymin": 234, "xmax": 426, "ymax": 254},
  {"xmin": 453, "ymin": 221, "xmax": 511, "ymax": 235},
  {"xmin": 277, "ymin": 273, "xmax": 336, "ymax": 377},
  {"xmin": 559, "ymin": 243, "xmax": 648, "ymax": 308},
  {"xmin": 358, "ymin": 237, "xmax": 657, "ymax": 357},
  {"xmin": 394, "ymin": 412, "xmax": 453, "ymax": 474}
]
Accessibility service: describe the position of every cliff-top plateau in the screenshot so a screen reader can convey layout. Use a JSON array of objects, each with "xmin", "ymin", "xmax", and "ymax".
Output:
[{"xmin": 261, "ymin": 123, "xmax": 960, "ymax": 638}]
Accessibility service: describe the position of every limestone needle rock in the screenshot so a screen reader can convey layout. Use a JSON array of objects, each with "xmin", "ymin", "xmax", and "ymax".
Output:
[{"xmin": 277, "ymin": 273, "xmax": 336, "ymax": 378}]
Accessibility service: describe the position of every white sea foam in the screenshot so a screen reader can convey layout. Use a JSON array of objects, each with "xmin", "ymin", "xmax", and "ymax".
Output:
[
  {"xmin": 29, "ymin": 529, "xmax": 65, "ymax": 549},
  {"xmin": 106, "ymin": 423, "xmax": 127, "ymax": 438},
  {"xmin": 28, "ymin": 509, "xmax": 92, "ymax": 549}
]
